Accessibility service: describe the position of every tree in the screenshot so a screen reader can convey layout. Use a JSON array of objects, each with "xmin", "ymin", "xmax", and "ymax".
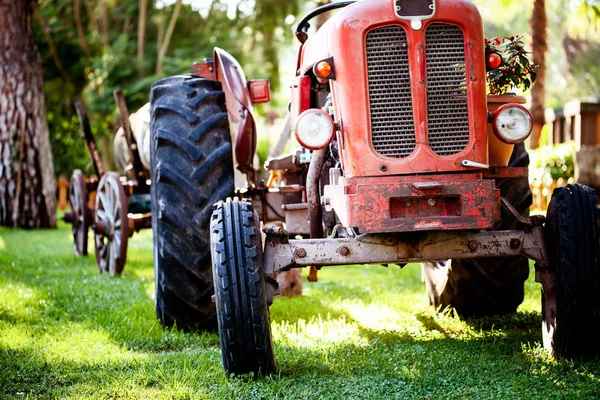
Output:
[
  {"xmin": 529, "ymin": 0, "xmax": 547, "ymax": 149},
  {"xmin": 482, "ymin": 0, "xmax": 547, "ymax": 149},
  {"xmin": 0, "ymin": 0, "xmax": 56, "ymax": 228}
]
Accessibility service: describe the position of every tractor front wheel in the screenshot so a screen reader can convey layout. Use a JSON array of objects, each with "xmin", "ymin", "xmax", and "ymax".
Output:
[
  {"xmin": 210, "ymin": 198, "xmax": 276, "ymax": 376},
  {"xmin": 543, "ymin": 184, "xmax": 600, "ymax": 359}
]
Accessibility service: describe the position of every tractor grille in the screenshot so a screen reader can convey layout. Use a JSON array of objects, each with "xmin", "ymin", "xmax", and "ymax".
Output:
[
  {"xmin": 366, "ymin": 26, "xmax": 416, "ymax": 158},
  {"xmin": 425, "ymin": 24, "xmax": 470, "ymax": 156}
]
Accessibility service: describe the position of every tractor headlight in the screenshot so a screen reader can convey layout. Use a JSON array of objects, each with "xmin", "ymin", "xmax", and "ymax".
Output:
[
  {"xmin": 491, "ymin": 104, "xmax": 533, "ymax": 144},
  {"xmin": 294, "ymin": 109, "xmax": 335, "ymax": 150}
]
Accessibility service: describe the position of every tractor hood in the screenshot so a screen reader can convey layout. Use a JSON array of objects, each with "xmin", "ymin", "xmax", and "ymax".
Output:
[
  {"xmin": 297, "ymin": 0, "xmax": 489, "ymax": 178},
  {"xmin": 300, "ymin": 0, "xmax": 481, "ymax": 74}
]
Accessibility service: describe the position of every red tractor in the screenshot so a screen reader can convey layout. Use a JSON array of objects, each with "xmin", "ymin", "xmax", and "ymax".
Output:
[{"xmin": 149, "ymin": 0, "xmax": 600, "ymax": 375}]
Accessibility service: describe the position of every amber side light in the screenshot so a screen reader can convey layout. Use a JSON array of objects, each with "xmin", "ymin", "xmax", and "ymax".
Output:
[
  {"xmin": 315, "ymin": 61, "xmax": 332, "ymax": 77},
  {"xmin": 312, "ymin": 57, "xmax": 336, "ymax": 80}
]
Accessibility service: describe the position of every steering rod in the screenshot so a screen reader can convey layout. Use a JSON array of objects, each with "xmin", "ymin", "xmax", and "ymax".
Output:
[{"xmin": 295, "ymin": 1, "xmax": 357, "ymax": 43}]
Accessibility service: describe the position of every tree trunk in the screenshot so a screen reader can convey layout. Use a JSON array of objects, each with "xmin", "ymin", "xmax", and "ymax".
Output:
[
  {"xmin": 155, "ymin": 0, "xmax": 183, "ymax": 76},
  {"xmin": 529, "ymin": 0, "xmax": 547, "ymax": 149},
  {"xmin": 73, "ymin": 0, "xmax": 91, "ymax": 58},
  {"xmin": 137, "ymin": 0, "xmax": 148, "ymax": 74},
  {"xmin": 0, "ymin": 0, "xmax": 56, "ymax": 228}
]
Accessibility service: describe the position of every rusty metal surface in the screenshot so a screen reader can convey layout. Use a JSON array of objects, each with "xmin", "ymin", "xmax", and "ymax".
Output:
[
  {"xmin": 483, "ymin": 166, "xmax": 529, "ymax": 179},
  {"xmin": 213, "ymin": 47, "xmax": 257, "ymax": 175},
  {"xmin": 282, "ymin": 203, "xmax": 310, "ymax": 235},
  {"xmin": 263, "ymin": 230, "xmax": 542, "ymax": 274},
  {"xmin": 523, "ymin": 225, "xmax": 549, "ymax": 268},
  {"xmin": 73, "ymin": 97, "xmax": 105, "ymax": 178},
  {"xmin": 190, "ymin": 60, "xmax": 217, "ymax": 80},
  {"xmin": 94, "ymin": 172, "xmax": 129, "ymax": 276},
  {"xmin": 299, "ymin": 0, "xmax": 488, "ymax": 177},
  {"xmin": 323, "ymin": 177, "xmax": 500, "ymax": 233},
  {"xmin": 501, "ymin": 197, "xmax": 546, "ymax": 228}
]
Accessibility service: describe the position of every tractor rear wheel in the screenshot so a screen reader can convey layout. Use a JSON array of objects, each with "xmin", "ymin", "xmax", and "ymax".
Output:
[
  {"xmin": 211, "ymin": 198, "xmax": 276, "ymax": 376},
  {"xmin": 543, "ymin": 184, "xmax": 600, "ymax": 359},
  {"xmin": 150, "ymin": 75, "xmax": 234, "ymax": 331},
  {"xmin": 422, "ymin": 144, "xmax": 532, "ymax": 317}
]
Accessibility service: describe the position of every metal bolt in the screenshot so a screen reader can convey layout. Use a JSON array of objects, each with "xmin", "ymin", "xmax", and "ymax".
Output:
[
  {"xmin": 294, "ymin": 248, "xmax": 307, "ymax": 258},
  {"xmin": 339, "ymin": 246, "xmax": 351, "ymax": 256},
  {"xmin": 510, "ymin": 239, "xmax": 521, "ymax": 249},
  {"xmin": 428, "ymin": 198, "xmax": 437, "ymax": 207},
  {"xmin": 468, "ymin": 240, "xmax": 480, "ymax": 251},
  {"xmin": 404, "ymin": 200, "xmax": 412, "ymax": 207}
]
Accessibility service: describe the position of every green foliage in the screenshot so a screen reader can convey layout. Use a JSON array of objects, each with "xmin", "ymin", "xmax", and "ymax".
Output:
[
  {"xmin": 34, "ymin": 0, "xmax": 304, "ymax": 177},
  {"xmin": 2, "ymin": 224, "xmax": 600, "ymax": 398},
  {"xmin": 529, "ymin": 141, "xmax": 576, "ymax": 183},
  {"xmin": 47, "ymin": 112, "xmax": 89, "ymax": 178},
  {"xmin": 485, "ymin": 36, "xmax": 538, "ymax": 95}
]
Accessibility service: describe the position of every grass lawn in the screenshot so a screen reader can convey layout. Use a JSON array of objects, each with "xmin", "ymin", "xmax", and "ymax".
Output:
[{"xmin": 0, "ymin": 222, "xmax": 599, "ymax": 399}]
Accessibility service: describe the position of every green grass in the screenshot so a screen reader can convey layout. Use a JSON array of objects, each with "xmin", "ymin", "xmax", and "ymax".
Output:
[{"xmin": 0, "ymin": 223, "xmax": 599, "ymax": 399}]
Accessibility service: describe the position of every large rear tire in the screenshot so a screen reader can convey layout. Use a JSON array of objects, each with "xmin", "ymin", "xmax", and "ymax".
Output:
[
  {"xmin": 150, "ymin": 75, "xmax": 234, "ymax": 330},
  {"xmin": 543, "ymin": 184, "xmax": 600, "ymax": 359},
  {"xmin": 422, "ymin": 144, "xmax": 532, "ymax": 317},
  {"xmin": 211, "ymin": 198, "xmax": 276, "ymax": 376}
]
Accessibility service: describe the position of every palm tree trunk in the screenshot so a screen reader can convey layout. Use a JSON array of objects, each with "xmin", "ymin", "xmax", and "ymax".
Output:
[
  {"xmin": 529, "ymin": 0, "xmax": 547, "ymax": 149},
  {"xmin": 0, "ymin": 0, "xmax": 56, "ymax": 228}
]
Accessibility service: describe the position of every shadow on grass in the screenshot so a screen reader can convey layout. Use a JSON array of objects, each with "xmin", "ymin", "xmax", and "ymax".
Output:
[
  {"xmin": 2, "ymin": 225, "xmax": 600, "ymax": 399},
  {"xmin": 0, "ymin": 226, "xmax": 219, "ymax": 353}
]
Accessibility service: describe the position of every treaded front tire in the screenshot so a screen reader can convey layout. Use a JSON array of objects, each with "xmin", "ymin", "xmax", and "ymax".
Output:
[
  {"xmin": 543, "ymin": 184, "xmax": 600, "ymax": 359},
  {"xmin": 211, "ymin": 198, "xmax": 276, "ymax": 376},
  {"xmin": 150, "ymin": 75, "xmax": 234, "ymax": 331}
]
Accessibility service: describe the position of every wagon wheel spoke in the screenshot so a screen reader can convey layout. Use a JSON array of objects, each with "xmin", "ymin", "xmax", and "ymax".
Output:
[
  {"xmin": 104, "ymin": 242, "xmax": 111, "ymax": 273},
  {"xmin": 96, "ymin": 208, "xmax": 107, "ymax": 222},
  {"xmin": 112, "ymin": 191, "xmax": 120, "ymax": 220},
  {"xmin": 97, "ymin": 191, "xmax": 109, "ymax": 214},
  {"xmin": 108, "ymin": 241, "xmax": 117, "ymax": 275}
]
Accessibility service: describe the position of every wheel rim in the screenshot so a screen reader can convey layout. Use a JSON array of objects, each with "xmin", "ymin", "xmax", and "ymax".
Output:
[
  {"xmin": 69, "ymin": 170, "xmax": 89, "ymax": 256},
  {"xmin": 94, "ymin": 173, "xmax": 129, "ymax": 275}
]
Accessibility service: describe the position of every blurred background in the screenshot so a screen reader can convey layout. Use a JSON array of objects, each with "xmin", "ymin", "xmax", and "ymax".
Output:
[{"xmin": 32, "ymin": 0, "xmax": 599, "ymax": 210}]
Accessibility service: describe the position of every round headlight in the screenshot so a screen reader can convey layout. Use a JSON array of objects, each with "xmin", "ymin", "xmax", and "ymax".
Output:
[
  {"xmin": 492, "ymin": 104, "xmax": 533, "ymax": 144},
  {"xmin": 294, "ymin": 109, "xmax": 335, "ymax": 150}
]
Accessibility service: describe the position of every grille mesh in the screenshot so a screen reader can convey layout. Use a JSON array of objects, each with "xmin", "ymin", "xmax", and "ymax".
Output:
[
  {"xmin": 366, "ymin": 26, "xmax": 416, "ymax": 158},
  {"xmin": 425, "ymin": 24, "xmax": 470, "ymax": 156}
]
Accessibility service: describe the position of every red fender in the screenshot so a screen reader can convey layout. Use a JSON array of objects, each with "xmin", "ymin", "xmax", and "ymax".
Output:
[
  {"xmin": 214, "ymin": 48, "xmax": 257, "ymax": 174},
  {"xmin": 190, "ymin": 48, "xmax": 271, "ymax": 175}
]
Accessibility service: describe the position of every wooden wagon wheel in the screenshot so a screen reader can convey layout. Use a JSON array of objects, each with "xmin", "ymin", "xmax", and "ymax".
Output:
[
  {"xmin": 69, "ymin": 169, "xmax": 90, "ymax": 256},
  {"xmin": 94, "ymin": 172, "xmax": 129, "ymax": 275}
]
